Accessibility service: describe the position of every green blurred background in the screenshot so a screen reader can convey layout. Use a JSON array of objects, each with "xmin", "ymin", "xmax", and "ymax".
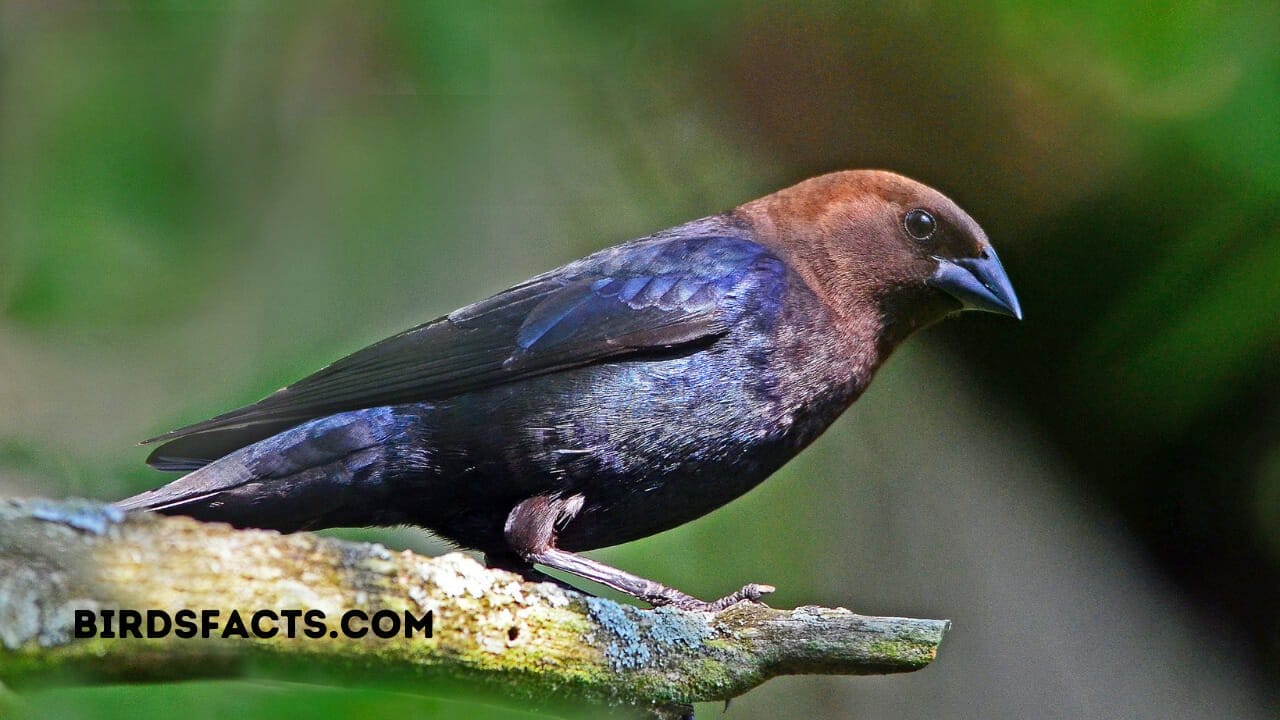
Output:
[{"xmin": 1, "ymin": 1, "xmax": 1278, "ymax": 717}]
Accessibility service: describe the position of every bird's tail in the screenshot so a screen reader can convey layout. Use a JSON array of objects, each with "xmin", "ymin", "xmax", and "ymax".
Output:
[
  {"xmin": 114, "ymin": 462, "xmax": 249, "ymax": 514},
  {"xmin": 117, "ymin": 409, "xmax": 400, "ymax": 532}
]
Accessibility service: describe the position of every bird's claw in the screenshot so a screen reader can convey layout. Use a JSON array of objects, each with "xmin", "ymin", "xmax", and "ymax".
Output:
[{"xmin": 656, "ymin": 583, "xmax": 775, "ymax": 612}]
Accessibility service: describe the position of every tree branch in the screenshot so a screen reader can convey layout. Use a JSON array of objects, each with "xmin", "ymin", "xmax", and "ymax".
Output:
[{"xmin": 0, "ymin": 498, "xmax": 948, "ymax": 717}]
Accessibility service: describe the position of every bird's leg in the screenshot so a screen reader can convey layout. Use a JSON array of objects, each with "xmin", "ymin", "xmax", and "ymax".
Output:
[
  {"xmin": 504, "ymin": 495, "xmax": 774, "ymax": 612},
  {"xmin": 483, "ymin": 551, "xmax": 578, "ymax": 592},
  {"xmin": 528, "ymin": 546, "xmax": 775, "ymax": 611},
  {"xmin": 483, "ymin": 551, "xmax": 551, "ymax": 580}
]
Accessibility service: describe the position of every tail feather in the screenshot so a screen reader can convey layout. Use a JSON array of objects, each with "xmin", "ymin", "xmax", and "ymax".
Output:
[
  {"xmin": 116, "ymin": 448, "xmax": 260, "ymax": 514},
  {"xmin": 144, "ymin": 418, "xmax": 311, "ymax": 472},
  {"xmin": 118, "ymin": 408, "xmax": 402, "ymax": 531}
]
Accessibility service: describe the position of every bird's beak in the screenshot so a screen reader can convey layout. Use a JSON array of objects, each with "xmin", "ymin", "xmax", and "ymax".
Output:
[{"xmin": 928, "ymin": 247, "xmax": 1023, "ymax": 319}]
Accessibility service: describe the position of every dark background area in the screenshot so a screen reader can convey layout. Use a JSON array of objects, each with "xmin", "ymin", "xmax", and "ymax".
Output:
[{"xmin": 1, "ymin": 2, "xmax": 1277, "ymax": 718}]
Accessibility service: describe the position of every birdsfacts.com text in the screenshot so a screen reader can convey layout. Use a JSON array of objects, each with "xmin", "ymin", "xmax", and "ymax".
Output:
[{"xmin": 73, "ymin": 608, "xmax": 434, "ymax": 640}]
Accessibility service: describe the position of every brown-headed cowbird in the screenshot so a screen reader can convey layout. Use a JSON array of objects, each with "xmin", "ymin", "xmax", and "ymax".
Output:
[{"xmin": 118, "ymin": 170, "xmax": 1020, "ymax": 610}]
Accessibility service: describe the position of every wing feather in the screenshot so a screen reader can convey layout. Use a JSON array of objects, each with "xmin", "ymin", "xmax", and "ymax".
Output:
[{"xmin": 145, "ymin": 234, "xmax": 784, "ymax": 469}]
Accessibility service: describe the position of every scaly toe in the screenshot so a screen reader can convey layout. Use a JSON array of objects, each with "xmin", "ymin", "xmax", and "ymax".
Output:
[
  {"xmin": 705, "ymin": 583, "xmax": 775, "ymax": 611},
  {"xmin": 666, "ymin": 583, "xmax": 775, "ymax": 612}
]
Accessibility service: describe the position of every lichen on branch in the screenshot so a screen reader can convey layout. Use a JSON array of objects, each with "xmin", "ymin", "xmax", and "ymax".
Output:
[{"xmin": 0, "ymin": 498, "xmax": 948, "ymax": 717}]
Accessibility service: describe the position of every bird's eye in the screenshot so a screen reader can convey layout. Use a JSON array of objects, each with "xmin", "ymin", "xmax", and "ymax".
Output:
[{"xmin": 903, "ymin": 209, "xmax": 937, "ymax": 241}]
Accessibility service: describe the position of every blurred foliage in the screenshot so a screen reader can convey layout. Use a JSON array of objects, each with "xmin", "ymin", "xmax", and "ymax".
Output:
[
  {"xmin": 1, "ymin": 0, "xmax": 1278, "ymax": 717},
  {"xmin": 12, "ymin": 682, "xmax": 551, "ymax": 720}
]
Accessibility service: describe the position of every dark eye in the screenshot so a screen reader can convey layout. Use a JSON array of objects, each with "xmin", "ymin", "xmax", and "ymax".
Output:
[{"xmin": 904, "ymin": 209, "xmax": 937, "ymax": 240}]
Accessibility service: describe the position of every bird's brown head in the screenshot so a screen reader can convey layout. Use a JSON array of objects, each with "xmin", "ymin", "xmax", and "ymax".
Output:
[{"xmin": 735, "ymin": 170, "xmax": 1021, "ymax": 347}]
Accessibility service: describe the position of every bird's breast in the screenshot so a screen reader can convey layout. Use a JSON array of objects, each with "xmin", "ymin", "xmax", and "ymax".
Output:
[
  {"xmin": 404, "ymin": 281, "xmax": 875, "ymax": 552},
  {"xmin": 544, "ymin": 308, "xmax": 870, "ymax": 550}
]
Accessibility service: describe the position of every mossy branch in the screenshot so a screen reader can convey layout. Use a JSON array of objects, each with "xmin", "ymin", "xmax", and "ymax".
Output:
[{"xmin": 0, "ymin": 498, "xmax": 948, "ymax": 717}]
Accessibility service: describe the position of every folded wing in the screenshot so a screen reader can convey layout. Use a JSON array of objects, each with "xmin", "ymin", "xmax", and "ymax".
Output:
[{"xmin": 144, "ymin": 235, "xmax": 786, "ymax": 470}]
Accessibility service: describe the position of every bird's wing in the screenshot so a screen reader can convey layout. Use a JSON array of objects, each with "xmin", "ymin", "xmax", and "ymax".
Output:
[{"xmin": 144, "ymin": 234, "xmax": 787, "ymax": 470}]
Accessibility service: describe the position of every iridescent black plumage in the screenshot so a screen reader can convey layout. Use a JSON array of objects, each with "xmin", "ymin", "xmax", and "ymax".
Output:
[{"xmin": 120, "ymin": 170, "xmax": 1020, "ymax": 608}]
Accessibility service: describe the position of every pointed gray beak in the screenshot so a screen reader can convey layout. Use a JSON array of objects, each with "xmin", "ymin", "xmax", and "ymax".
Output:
[{"xmin": 928, "ymin": 247, "xmax": 1022, "ymax": 319}]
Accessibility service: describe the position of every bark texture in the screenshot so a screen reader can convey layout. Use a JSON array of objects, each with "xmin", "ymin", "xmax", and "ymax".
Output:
[{"xmin": 0, "ymin": 498, "xmax": 948, "ymax": 716}]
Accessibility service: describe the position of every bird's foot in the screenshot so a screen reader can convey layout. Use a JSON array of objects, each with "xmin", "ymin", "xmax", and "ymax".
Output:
[{"xmin": 652, "ymin": 583, "xmax": 775, "ymax": 612}]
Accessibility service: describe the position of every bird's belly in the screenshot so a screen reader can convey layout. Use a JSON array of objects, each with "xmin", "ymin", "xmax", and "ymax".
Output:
[
  {"xmin": 407, "ymin": 347, "xmax": 858, "ymax": 553},
  {"xmin": 552, "ymin": 436, "xmax": 793, "ymax": 551},
  {"xmin": 557, "ymin": 373, "xmax": 857, "ymax": 549}
]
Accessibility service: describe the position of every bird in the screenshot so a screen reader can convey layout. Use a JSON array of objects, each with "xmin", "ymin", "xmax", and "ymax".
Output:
[{"xmin": 118, "ymin": 170, "xmax": 1021, "ymax": 611}]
